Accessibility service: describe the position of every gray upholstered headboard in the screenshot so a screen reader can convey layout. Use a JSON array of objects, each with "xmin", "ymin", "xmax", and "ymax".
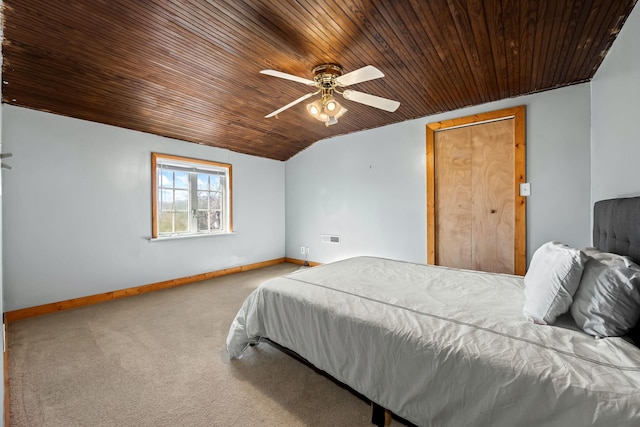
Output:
[
  {"xmin": 593, "ymin": 196, "xmax": 640, "ymax": 266},
  {"xmin": 594, "ymin": 196, "xmax": 640, "ymax": 343}
]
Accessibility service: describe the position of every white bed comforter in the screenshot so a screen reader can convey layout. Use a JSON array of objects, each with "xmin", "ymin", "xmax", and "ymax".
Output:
[{"xmin": 227, "ymin": 256, "xmax": 640, "ymax": 427}]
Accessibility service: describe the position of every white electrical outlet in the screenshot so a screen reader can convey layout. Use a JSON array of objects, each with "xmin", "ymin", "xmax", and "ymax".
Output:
[
  {"xmin": 305, "ymin": 247, "xmax": 310, "ymax": 255},
  {"xmin": 300, "ymin": 246, "xmax": 305, "ymax": 255}
]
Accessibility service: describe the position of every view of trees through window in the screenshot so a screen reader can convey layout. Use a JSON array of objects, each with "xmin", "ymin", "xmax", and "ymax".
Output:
[
  {"xmin": 158, "ymin": 169, "xmax": 189, "ymax": 233},
  {"xmin": 196, "ymin": 173, "xmax": 223, "ymax": 232}
]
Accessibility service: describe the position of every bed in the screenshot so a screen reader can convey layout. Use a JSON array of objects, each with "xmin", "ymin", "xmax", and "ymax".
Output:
[{"xmin": 227, "ymin": 196, "xmax": 640, "ymax": 426}]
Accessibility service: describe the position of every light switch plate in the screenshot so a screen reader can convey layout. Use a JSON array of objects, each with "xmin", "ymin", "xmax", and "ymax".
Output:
[{"xmin": 520, "ymin": 182, "xmax": 531, "ymax": 196}]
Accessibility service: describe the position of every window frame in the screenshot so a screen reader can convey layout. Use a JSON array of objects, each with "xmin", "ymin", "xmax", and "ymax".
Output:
[{"xmin": 151, "ymin": 153, "xmax": 233, "ymax": 239}]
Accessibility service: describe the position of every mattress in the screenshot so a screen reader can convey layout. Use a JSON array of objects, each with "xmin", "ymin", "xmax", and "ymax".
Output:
[{"xmin": 227, "ymin": 256, "xmax": 640, "ymax": 426}]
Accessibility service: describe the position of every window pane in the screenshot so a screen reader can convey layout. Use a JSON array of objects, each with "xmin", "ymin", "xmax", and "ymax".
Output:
[
  {"xmin": 159, "ymin": 170, "xmax": 174, "ymax": 189},
  {"xmin": 175, "ymin": 212, "xmax": 189, "ymax": 232},
  {"xmin": 211, "ymin": 211, "xmax": 221, "ymax": 230},
  {"xmin": 197, "ymin": 191, "xmax": 209, "ymax": 209},
  {"xmin": 174, "ymin": 189, "xmax": 189, "ymax": 211},
  {"xmin": 174, "ymin": 171, "xmax": 189, "ymax": 189},
  {"xmin": 209, "ymin": 175, "xmax": 221, "ymax": 191},
  {"xmin": 158, "ymin": 212, "xmax": 174, "ymax": 233},
  {"xmin": 196, "ymin": 210, "xmax": 222, "ymax": 232},
  {"xmin": 197, "ymin": 174, "xmax": 209, "ymax": 190},
  {"xmin": 160, "ymin": 189, "xmax": 174, "ymax": 211},
  {"xmin": 210, "ymin": 192, "xmax": 221, "ymax": 209},
  {"xmin": 197, "ymin": 213, "xmax": 208, "ymax": 231}
]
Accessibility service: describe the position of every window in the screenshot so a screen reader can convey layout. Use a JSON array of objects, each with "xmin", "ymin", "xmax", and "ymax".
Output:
[{"xmin": 152, "ymin": 153, "xmax": 232, "ymax": 238}]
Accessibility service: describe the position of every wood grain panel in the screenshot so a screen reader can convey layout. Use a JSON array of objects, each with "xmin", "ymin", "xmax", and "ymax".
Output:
[
  {"xmin": 471, "ymin": 119, "xmax": 515, "ymax": 273},
  {"xmin": 512, "ymin": 106, "xmax": 527, "ymax": 276},
  {"xmin": 435, "ymin": 127, "xmax": 473, "ymax": 269},
  {"xmin": 2, "ymin": 1, "xmax": 635, "ymax": 160}
]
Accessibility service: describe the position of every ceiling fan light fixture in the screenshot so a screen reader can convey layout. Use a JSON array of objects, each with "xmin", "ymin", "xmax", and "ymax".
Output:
[
  {"xmin": 325, "ymin": 98, "xmax": 337, "ymax": 112},
  {"xmin": 307, "ymin": 101, "xmax": 322, "ymax": 118},
  {"xmin": 325, "ymin": 117, "xmax": 338, "ymax": 127},
  {"xmin": 332, "ymin": 105, "xmax": 347, "ymax": 120},
  {"xmin": 263, "ymin": 63, "xmax": 399, "ymax": 124},
  {"xmin": 306, "ymin": 99, "xmax": 323, "ymax": 117},
  {"xmin": 322, "ymin": 105, "xmax": 347, "ymax": 127},
  {"xmin": 307, "ymin": 96, "xmax": 345, "ymax": 125}
]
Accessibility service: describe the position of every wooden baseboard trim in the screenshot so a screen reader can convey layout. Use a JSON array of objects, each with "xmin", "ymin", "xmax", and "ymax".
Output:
[
  {"xmin": 284, "ymin": 257, "xmax": 322, "ymax": 267},
  {"xmin": 4, "ymin": 257, "xmax": 287, "ymax": 323},
  {"xmin": 4, "ymin": 314, "xmax": 9, "ymax": 427}
]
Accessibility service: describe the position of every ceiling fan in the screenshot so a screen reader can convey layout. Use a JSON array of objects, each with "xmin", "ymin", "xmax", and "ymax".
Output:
[{"xmin": 260, "ymin": 64, "xmax": 400, "ymax": 127}]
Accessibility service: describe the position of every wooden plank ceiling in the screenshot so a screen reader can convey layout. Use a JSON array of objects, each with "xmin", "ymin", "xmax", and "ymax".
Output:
[{"xmin": 2, "ymin": 0, "xmax": 636, "ymax": 161}]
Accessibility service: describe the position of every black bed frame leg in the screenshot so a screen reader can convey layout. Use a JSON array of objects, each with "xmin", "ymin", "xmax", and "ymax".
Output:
[{"xmin": 371, "ymin": 402, "xmax": 391, "ymax": 426}]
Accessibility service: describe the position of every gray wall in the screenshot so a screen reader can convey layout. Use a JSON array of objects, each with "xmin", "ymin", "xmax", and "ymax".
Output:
[
  {"xmin": 286, "ymin": 84, "xmax": 593, "ymax": 266},
  {"xmin": 591, "ymin": 4, "xmax": 640, "ymax": 203},
  {"xmin": 2, "ymin": 105, "xmax": 285, "ymax": 311}
]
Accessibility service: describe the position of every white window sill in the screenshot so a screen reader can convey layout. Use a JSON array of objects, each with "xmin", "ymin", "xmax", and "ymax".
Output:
[{"xmin": 149, "ymin": 231, "xmax": 236, "ymax": 242}]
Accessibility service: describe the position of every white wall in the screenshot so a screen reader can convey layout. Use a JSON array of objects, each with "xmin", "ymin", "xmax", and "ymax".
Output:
[
  {"xmin": 286, "ymin": 84, "xmax": 592, "ymax": 266},
  {"xmin": 2, "ymin": 105, "xmax": 285, "ymax": 311},
  {"xmin": 591, "ymin": 4, "xmax": 640, "ymax": 203}
]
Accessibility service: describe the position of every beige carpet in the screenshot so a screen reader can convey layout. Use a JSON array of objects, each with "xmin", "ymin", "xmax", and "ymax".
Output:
[{"xmin": 8, "ymin": 263, "xmax": 410, "ymax": 426}]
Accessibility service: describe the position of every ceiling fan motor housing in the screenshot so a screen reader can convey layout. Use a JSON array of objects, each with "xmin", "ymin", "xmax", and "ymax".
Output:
[
  {"xmin": 312, "ymin": 64, "xmax": 343, "ymax": 90},
  {"xmin": 312, "ymin": 63, "xmax": 343, "ymax": 77}
]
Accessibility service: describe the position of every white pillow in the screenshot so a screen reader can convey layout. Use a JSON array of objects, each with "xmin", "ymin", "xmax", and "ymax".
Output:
[
  {"xmin": 523, "ymin": 241, "xmax": 587, "ymax": 325},
  {"xmin": 570, "ymin": 248, "xmax": 640, "ymax": 338}
]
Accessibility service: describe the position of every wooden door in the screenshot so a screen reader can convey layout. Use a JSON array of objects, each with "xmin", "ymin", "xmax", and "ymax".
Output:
[{"xmin": 426, "ymin": 106, "xmax": 526, "ymax": 275}]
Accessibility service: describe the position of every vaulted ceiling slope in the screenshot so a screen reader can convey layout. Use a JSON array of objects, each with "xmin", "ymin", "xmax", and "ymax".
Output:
[{"xmin": 2, "ymin": 1, "xmax": 636, "ymax": 161}]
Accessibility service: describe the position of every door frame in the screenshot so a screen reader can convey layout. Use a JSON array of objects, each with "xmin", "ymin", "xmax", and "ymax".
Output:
[{"xmin": 426, "ymin": 105, "xmax": 527, "ymax": 275}]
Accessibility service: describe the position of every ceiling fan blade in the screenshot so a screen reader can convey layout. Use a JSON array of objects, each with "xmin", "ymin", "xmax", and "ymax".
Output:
[
  {"xmin": 260, "ymin": 69, "xmax": 315, "ymax": 85},
  {"xmin": 336, "ymin": 65, "xmax": 384, "ymax": 87},
  {"xmin": 342, "ymin": 89, "xmax": 400, "ymax": 112},
  {"xmin": 265, "ymin": 92, "xmax": 318, "ymax": 118}
]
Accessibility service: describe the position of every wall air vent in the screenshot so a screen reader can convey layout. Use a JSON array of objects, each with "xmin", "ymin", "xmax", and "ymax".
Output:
[{"xmin": 320, "ymin": 234, "xmax": 341, "ymax": 244}]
